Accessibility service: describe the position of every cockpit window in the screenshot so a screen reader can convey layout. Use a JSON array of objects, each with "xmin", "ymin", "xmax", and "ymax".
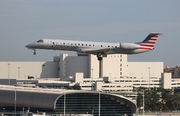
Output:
[{"xmin": 37, "ymin": 40, "xmax": 44, "ymax": 43}]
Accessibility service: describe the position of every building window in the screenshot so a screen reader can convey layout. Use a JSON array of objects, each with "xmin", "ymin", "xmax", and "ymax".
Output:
[
  {"xmin": 120, "ymin": 59, "xmax": 122, "ymax": 62},
  {"xmin": 120, "ymin": 64, "xmax": 122, "ymax": 67}
]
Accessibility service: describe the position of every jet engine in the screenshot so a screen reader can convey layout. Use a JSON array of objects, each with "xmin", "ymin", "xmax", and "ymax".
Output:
[{"xmin": 120, "ymin": 43, "xmax": 139, "ymax": 50}]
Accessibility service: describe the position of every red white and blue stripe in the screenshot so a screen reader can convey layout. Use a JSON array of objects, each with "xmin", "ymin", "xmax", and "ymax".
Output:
[{"xmin": 139, "ymin": 33, "xmax": 160, "ymax": 50}]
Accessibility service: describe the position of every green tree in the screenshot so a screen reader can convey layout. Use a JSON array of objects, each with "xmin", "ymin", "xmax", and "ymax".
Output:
[
  {"xmin": 136, "ymin": 87, "xmax": 180, "ymax": 112},
  {"xmin": 67, "ymin": 85, "xmax": 81, "ymax": 90},
  {"xmin": 137, "ymin": 92, "xmax": 143, "ymax": 108}
]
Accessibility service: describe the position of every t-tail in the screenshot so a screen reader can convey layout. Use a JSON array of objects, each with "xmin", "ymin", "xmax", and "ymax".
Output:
[{"xmin": 139, "ymin": 33, "xmax": 162, "ymax": 50}]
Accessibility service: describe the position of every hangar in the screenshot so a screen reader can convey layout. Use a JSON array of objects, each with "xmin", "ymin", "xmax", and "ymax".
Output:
[{"xmin": 0, "ymin": 85, "xmax": 136, "ymax": 116}]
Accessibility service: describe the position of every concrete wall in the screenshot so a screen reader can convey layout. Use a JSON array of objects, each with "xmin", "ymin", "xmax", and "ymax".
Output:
[
  {"xmin": 89, "ymin": 54, "xmax": 128, "ymax": 79},
  {"xmin": 89, "ymin": 54, "xmax": 99, "ymax": 79},
  {"xmin": 59, "ymin": 54, "xmax": 68, "ymax": 79},
  {"xmin": 162, "ymin": 73, "xmax": 171, "ymax": 89},
  {"xmin": 127, "ymin": 62, "xmax": 164, "ymax": 79},
  {"xmin": 66, "ymin": 56, "xmax": 89, "ymax": 78},
  {"xmin": 103, "ymin": 54, "xmax": 128, "ymax": 78},
  {"xmin": 0, "ymin": 62, "xmax": 59, "ymax": 80},
  {"xmin": 59, "ymin": 54, "xmax": 128, "ymax": 79}
]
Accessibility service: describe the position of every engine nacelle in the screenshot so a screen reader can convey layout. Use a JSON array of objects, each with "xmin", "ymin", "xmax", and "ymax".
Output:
[{"xmin": 120, "ymin": 43, "xmax": 139, "ymax": 50}]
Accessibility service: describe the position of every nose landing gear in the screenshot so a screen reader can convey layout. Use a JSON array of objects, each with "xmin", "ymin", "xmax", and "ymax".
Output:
[{"xmin": 33, "ymin": 50, "xmax": 36, "ymax": 55}]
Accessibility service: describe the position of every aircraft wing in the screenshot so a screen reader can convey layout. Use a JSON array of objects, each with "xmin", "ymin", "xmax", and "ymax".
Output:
[{"xmin": 84, "ymin": 48, "xmax": 111, "ymax": 55}]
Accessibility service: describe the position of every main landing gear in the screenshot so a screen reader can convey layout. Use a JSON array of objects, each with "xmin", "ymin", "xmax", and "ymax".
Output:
[
  {"xmin": 97, "ymin": 54, "xmax": 103, "ymax": 61},
  {"xmin": 97, "ymin": 55, "xmax": 103, "ymax": 78},
  {"xmin": 97, "ymin": 56, "xmax": 103, "ymax": 61},
  {"xmin": 33, "ymin": 49, "xmax": 36, "ymax": 55}
]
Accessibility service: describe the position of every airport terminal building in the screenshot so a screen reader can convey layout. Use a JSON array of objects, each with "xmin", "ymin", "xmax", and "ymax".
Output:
[{"xmin": 0, "ymin": 85, "xmax": 136, "ymax": 116}]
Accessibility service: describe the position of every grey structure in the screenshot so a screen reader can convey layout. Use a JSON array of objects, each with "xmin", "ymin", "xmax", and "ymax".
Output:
[{"xmin": 0, "ymin": 85, "xmax": 136, "ymax": 116}]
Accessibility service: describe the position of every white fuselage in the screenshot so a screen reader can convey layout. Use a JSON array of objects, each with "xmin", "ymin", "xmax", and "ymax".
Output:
[
  {"xmin": 26, "ymin": 33, "xmax": 161, "ymax": 57},
  {"xmin": 26, "ymin": 39, "xmax": 146, "ymax": 55}
]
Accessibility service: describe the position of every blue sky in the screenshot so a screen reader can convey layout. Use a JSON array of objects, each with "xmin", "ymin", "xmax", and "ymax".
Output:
[{"xmin": 0, "ymin": 0, "xmax": 180, "ymax": 67}]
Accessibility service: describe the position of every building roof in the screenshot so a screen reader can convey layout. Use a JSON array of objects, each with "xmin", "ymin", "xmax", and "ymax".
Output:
[{"xmin": 0, "ymin": 85, "xmax": 137, "ymax": 114}]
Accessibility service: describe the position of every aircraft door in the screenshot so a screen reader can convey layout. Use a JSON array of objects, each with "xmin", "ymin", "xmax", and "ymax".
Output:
[
  {"xmin": 46, "ymin": 40, "xmax": 50, "ymax": 48},
  {"xmin": 46, "ymin": 40, "xmax": 55, "ymax": 48}
]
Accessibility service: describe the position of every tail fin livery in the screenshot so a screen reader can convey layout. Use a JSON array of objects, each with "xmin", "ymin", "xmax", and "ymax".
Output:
[{"xmin": 140, "ymin": 33, "xmax": 162, "ymax": 50}]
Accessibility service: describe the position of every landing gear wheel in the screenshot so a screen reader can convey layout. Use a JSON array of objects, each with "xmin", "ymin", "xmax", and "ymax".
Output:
[
  {"xmin": 97, "ymin": 57, "xmax": 103, "ymax": 61},
  {"xmin": 33, "ymin": 50, "xmax": 36, "ymax": 55}
]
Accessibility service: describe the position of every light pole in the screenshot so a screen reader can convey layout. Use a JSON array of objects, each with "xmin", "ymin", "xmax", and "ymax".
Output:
[
  {"xmin": 62, "ymin": 87, "xmax": 66, "ymax": 116},
  {"xmin": 92, "ymin": 110, "xmax": 94, "ymax": 116},
  {"xmin": 148, "ymin": 67, "xmax": 151, "ymax": 89},
  {"xmin": 99, "ymin": 90, "xmax": 100, "ymax": 116},
  {"xmin": 8, "ymin": 63, "xmax": 10, "ymax": 85},
  {"xmin": 18, "ymin": 67, "xmax": 20, "ymax": 80},
  {"xmin": 15, "ymin": 88, "xmax": 16, "ymax": 116},
  {"xmin": 141, "ymin": 73, "xmax": 143, "ymax": 79},
  {"xmin": 132, "ymin": 73, "xmax": 134, "ymax": 78},
  {"xmin": 143, "ymin": 90, "xmax": 144, "ymax": 116},
  {"xmin": 91, "ymin": 68, "xmax": 93, "ymax": 82},
  {"xmin": 64, "ymin": 91, "xmax": 66, "ymax": 116}
]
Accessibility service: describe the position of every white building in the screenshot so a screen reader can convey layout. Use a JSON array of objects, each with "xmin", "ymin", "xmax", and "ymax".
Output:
[
  {"xmin": 57, "ymin": 54, "xmax": 128, "ymax": 79},
  {"xmin": 0, "ymin": 61, "xmax": 58, "ymax": 80},
  {"xmin": 0, "ymin": 54, "xmax": 175, "ymax": 92}
]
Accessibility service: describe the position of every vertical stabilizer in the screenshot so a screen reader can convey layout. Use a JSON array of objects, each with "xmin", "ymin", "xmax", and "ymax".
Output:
[{"xmin": 140, "ymin": 33, "xmax": 161, "ymax": 50}]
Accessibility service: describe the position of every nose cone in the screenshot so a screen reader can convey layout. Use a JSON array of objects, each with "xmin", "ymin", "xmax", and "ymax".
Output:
[{"xmin": 25, "ymin": 43, "xmax": 35, "ymax": 49}]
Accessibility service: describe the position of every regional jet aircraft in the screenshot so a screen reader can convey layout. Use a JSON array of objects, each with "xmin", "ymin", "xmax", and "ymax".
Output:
[{"xmin": 26, "ymin": 33, "xmax": 161, "ymax": 61}]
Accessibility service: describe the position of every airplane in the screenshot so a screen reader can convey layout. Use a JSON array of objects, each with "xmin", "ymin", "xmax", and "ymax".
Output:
[{"xmin": 26, "ymin": 33, "xmax": 161, "ymax": 61}]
